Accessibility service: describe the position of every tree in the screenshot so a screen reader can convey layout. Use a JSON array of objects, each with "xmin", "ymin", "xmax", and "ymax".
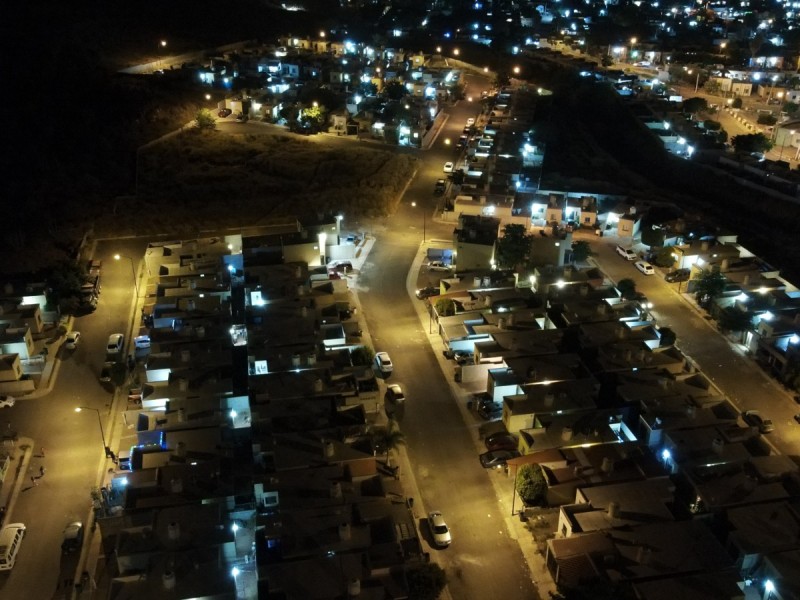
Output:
[
  {"xmin": 350, "ymin": 345, "xmax": 375, "ymax": 367},
  {"xmin": 717, "ymin": 306, "xmax": 753, "ymax": 333},
  {"xmin": 652, "ymin": 247, "xmax": 676, "ymax": 268},
  {"xmin": 47, "ymin": 260, "xmax": 88, "ymax": 303},
  {"xmin": 682, "ymin": 97, "xmax": 708, "ymax": 114},
  {"xmin": 301, "ymin": 104, "xmax": 326, "ymax": 129},
  {"xmin": 371, "ymin": 419, "xmax": 406, "ymax": 466},
  {"xmin": 434, "ymin": 298, "xmax": 456, "ymax": 316},
  {"xmin": 496, "ymin": 224, "xmax": 532, "ymax": 270},
  {"xmin": 493, "ymin": 69, "xmax": 511, "ymax": 88},
  {"xmin": 731, "ymin": 97, "xmax": 743, "ymax": 109},
  {"xmin": 407, "ymin": 563, "xmax": 447, "ymax": 600},
  {"xmin": 570, "ymin": 240, "xmax": 594, "ymax": 264},
  {"xmin": 757, "ymin": 113, "xmax": 777, "ymax": 126},
  {"xmin": 195, "ymin": 109, "xmax": 216, "ymax": 130},
  {"xmin": 784, "ymin": 101, "xmax": 799, "ymax": 115},
  {"xmin": 601, "ymin": 55, "xmax": 613, "ymax": 67},
  {"xmin": 516, "ymin": 464, "xmax": 547, "ymax": 506},
  {"xmin": 731, "ymin": 133, "xmax": 772, "ymax": 154},
  {"xmin": 616, "ymin": 278, "xmax": 637, "ymax": 300},
  {"xmin": 384, "ymin": 81, "xmax": 407, "ymax": 100},
  {"xmin": 693, "ymin": 268, "xmax": 727, "ymax": 307}
]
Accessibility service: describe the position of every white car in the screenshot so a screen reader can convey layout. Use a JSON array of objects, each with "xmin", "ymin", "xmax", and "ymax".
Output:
[
  {"xmin": 106, "ymin": 333, "xmax": 125, "ymax": 355},
  {"xmin": 0, "ymin": 396, "xmax": 15, "ymax": 409},
  {"xmin": 428, "ymin": 260, "xmax": 451, "ymax": 272},
  {"xmin": 385, "ymin": 383, "xmax": 405, "ymax": 403},
  {"xmin": 64, "ymin": 331, "xmax": 81, "ymax": 350},
  {"xmin": 443, "ymin": 162, "xmax": 454, "ymax": 173},
  {"xmin": 133, "ymin": 335, "xmax": 151, "ymax": 350},
  {"xmin": 375, "ymin": 352, "xmax": 393, "ymax": 374},
  {"xmin": 634, "ymin": 260, "xmax": 655, "ymax": 275},
  {"xmin": 466, "ymin": 117, "xmax": 475, "ymax": 126},
  {"xmin": 428, "ymin": 511, "xmax": 452, "ymax": 547}
]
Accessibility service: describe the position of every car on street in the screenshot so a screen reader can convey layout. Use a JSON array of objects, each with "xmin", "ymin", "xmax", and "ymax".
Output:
[
  {"xmin": 427, "ymin": 260, "xmax": 451, "ymax": 272},
  {"xmin": 106, "ymin": 333, "xmax": 125, "ymax": 355},
  {"xmin": 385, "ymin": 383, "xmax": 405, "ymax": 403},
  {"xmin": 664, "ymin": 268, "xmax": 691, "ymax": 283},
  {"xmin": 133, "ymin": 335, "xmax": 151, "ymax": 350},
  {"xmin": 634, "ymin": 260, "xmax": 655, "ymax": 275},
  {"xmin": 428, "ymin": 511, "xmax": 452, "ymax": 547},
  {"xmin": 99, "ymin": 362, "xmax": 115, "ymax": 383},
  {"xmin": 479, "ymin": 449, "xmax": 521, "ymax": 469},
  {"xmin": 0, "ymin": 396, "xmax": 15, "ymax": 409},
  {"xmin": 466, "ymin": 117, "xmax": 475, "ymax": 126},
  {"xmin": 64, "ymin": 331, "xmax": 81, "ymax": 350},
  {"xmin": 415, "ymin": 286, "xmax": 441, "ymax": 300},
  {"xmin": 434, "ymin": 179, "xmax": 447, "ymax": 195},
  {"xmin": 794, "ymin": 413, "xmax": 800, "ymax": 424},
  {"xmin": 615, "ymin": 245, "xmax": 638, "ymax": 260},
  {"xmin": 454, "ymin": 351, "xmax": 473, "ymax": 365},
  {"xmin": 743, "ymin": 410, "xmax": 774, "ymax": 433},
  {"xmin": 61, "ymin": 521, "xmax": 84, "ymax": 554},
  {"xmin": 484, "ymin": 432, "xmax": 518, "ymax": 452},
  {"xmin": 443, "ymin": 162, "xmax": 454, "ymax": 173},
  {"xmin": 218, "ymin": 108, "xmax": 232, "ymax": 118},
  {"xmin": 375, "ymin": 352, "xmax": 393, "ymax": 375}
]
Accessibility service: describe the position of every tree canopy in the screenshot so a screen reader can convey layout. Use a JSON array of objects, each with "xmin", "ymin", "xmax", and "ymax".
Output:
[
  {"xmin": 731, "ymin": 133, "xmax": 772, "ymax": 154},
  {"xmin": 496, "ymin": 224, "xmax": 532, "ymax": 270},
  {"xmin": 694, "ymin": 268, "xmax": 727, "ymax": 307}
]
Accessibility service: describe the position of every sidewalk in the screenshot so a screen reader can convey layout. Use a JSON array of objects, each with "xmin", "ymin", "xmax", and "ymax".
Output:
[{"xmin": 0, "ymin": 435, "xmax": 36, "ymax": 525}]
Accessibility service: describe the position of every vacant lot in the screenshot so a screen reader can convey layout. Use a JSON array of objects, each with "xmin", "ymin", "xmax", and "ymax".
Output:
[{"xmin": 95, "ymin": 131, "xmax": 418, "ymax": 236}]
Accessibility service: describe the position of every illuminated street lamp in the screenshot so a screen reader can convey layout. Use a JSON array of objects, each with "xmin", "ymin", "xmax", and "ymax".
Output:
[
  {"xmin": 160, "ymin": 40, "xmax": 167, "ymax": 48},
  {"xmin": 436, "ymin": 46, "xmax": 442, "ymax": 53},
  {"xmin": 205, "ymin": 93, "xmax": 211, "ymax": 101},
  {"xmin": 410, "ymin": 201, "xmax": 426, "ymax": 243},
  {"xmin": 687, "ymin": 69, "xmax": 700, "ymax": 93},
  {"xmin": 513, "ymin": 66, "xmax": 520, "ymax": 75},
  {"xmin": 114, "ymin": 254, "xmax": 139, "ymax": 297},
  {"xmin": 453, "ymin": 48, "xmax": 460, "ymax": 56}
]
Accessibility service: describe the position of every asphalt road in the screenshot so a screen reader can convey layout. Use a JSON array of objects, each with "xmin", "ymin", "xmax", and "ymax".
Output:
[
  {"xmin": 358, "ymin": 78, "xmax": 539, "ymax": 599},
  {"xmin": 0, "ymin": 238, "xmax": 144, "ymax": 599}
]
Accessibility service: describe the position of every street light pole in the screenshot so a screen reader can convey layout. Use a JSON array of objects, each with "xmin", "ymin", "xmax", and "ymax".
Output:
[
  {"xmin": 115, "ymin": 254, "xmax": 139, "ymax": 297},
  {"xmin": 410, "ymin": 202, "xmax": 426, "ymax": 243},
  {"xmin": 75, "ymin": 407, "xmax": 108, "ymax": 453}
]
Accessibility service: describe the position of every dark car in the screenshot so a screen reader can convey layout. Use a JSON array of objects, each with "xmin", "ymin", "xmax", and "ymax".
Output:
[
  {"xmin": 434, "ymin": 179, "xmax": 447, "ymax": 195},
  {"xmin": 479, "ymin": 449, "xmax": 521, "ymax": 469},
  {"xmin": 484, "ymin": 432, "xmax": 517, "ymax": 452},
  {"xmin": 218, "ymin": 108, "xmax": 232, "ymax": 118},
  {"xmin": 477, "ymin": 399, "xmax": 503, "ymax": 420},
  {"xmin": 743, "ymin": 410, "xmax": 774, "ymax": 433},
  {"xmin": 416, "ymin": 286, "xmax": 441, "ymax": 300},
  {"xmin": 62, "ymin": 521, "xmax": 84, "ymax": 553},
  {"xmin": 665, "ymin": 268, "xmax": 691, "ymax": 283}
]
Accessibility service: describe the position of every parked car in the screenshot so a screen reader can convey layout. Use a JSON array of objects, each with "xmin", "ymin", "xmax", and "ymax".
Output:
[
  {"xmin": 61, "ymin": 521, "xmax": 84, "ymax": 554},
  {"xmin": 416, "ymin": 286, "xmax": 441, "ymax": 300},
  {"xmin": 428, "ymin": 511, "xmax": 452, "ymax": 547},
  {"xmin": 375, "ymin": 352, "xmax": 393, "ymax": 374},
  {"xmin": 385, "ymin": 383, "xmax": 405, "ymax": 403},
  {"xmin": 133, "ymin": 335, "xmax": 151, "ymax": 350},
  {"xmin": 106, "ymin": 333, "xmax": 124, "ymax": 355},
  {"xmin": 466, "ymin": 117, "xmax": 475, "ymax": 126},
  {"xmin": 664, "ymin": 268, "xmax": 691, "ymax": 283},
  {"xmin": 454, "ymin": 351, "xmax": 474, "ymax": 365},
  {"xmin": 479, "ymin": 449, "xmax": 521, "ymax": 469},
  {"xmin": 99, "ymin": 362, "xmax": 115, "ymax": 383},
  {"xmin": 743, "ymin": 410, "xmax": 774, "ymax": 433},
  {"xmin": 434, "ymin": 179, "xmax": 447, "ymax": 195},
  {"xmin": 428, "ymin": 260, "xmax": 451, "ymax": 272},
  {"xmin": 443, "ymin": 162, "xmax": 454, "ymax": 173},
  {"xmin": 484, "ymin": 432, "xmax": 517, "ymax": 452},
  {"xmin": 0, "ymin": 396, "xmax": 15, "ymax": 409},
  {"xmin": 218, "ymin": 108, "xmax": 232, "ymax": 118},
  {"xmin": 477, "ymin": 399, "xmax": 503, "ymax": 420},
  {"xmin": 634, "ymin": 260, "xmax": 655, "ymax": 275},
  {"xmin": 615, "ymin": 245, "xmax": 637, "ymax": 260},
  {"xmin": 64, "ymin": 331, "xmax": 81, "ymax": 350}
]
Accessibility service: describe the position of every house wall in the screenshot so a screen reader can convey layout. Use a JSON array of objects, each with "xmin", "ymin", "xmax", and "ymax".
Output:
[{"xmin": 454, "ymin": 242, "xmax": 494, "ymax": 272}]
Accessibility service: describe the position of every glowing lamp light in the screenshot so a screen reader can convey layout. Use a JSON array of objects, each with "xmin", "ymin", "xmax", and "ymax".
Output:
[
  {"xmin": 661, "ymin": 449, "xmax": 671, "ymax": 461},
  {"xmin": 790, "ymin": 334, "xmax": 800, "ymax": 344},
  {"xmin": 232, "ymin": 522, "xmax": 240, "ymax": 533}
]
